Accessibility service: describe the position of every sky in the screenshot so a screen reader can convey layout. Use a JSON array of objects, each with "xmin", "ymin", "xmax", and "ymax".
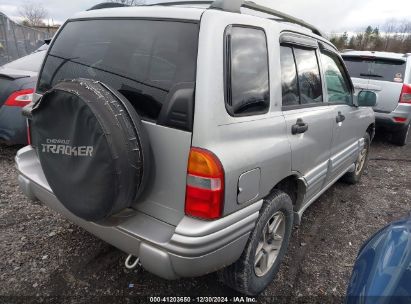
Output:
[{"xmin": 0, "ymin": 0, "xmax": 411, "ymax": 33}]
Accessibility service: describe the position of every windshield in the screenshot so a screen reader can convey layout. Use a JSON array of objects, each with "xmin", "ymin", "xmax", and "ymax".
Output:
[
  {"xmin": 38, "ymin": 19, "xmax": 199, "ymax": 122},
  {"xmin": 343, "ymin": 56, "xmax": 406, "ymax": 83},
  {"xmin": 1, "ymin": 50, "xmax": 47, "ymax": 73}
]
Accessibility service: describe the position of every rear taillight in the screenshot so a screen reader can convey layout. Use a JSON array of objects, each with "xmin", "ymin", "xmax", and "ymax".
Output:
[
  {"xmin": 394, "ymin": 117, "xmax": 407, "ymax": 123},
  {"xmin": 185, "ymin": 148, "xmax": 224, "ymax": 220},
  {"xmin": 399, "ymin": 84, "xmax": 411, "ymax": 104},
  {"xmin": 4, "ymin": 89, "xmax": 34, "ymax": 107}
]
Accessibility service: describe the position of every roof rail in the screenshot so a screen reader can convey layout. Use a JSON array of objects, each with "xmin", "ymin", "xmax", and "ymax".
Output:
[
  {"xmin": 87, "ymin": 2, "xmax": 129, "ymax": 11},
  {"xmin": 152, "ymin": 0, "xmax": 325, "ymax": 37},
  {"xmin": 150, "ymin": 1, "xmax": 213, "ymax": 6},
  {"xmin": 212, "ymin": 0, "xmax": 324, "ymax": 37},
  {"xmin": 245, "ymin": 2, "xmax": 325, "ymax": 37}
]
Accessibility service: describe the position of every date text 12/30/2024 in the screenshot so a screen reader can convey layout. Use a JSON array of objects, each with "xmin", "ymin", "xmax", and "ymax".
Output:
[{"xmin": 149, "ymin": 297, "xmax": 257, "ymax": 303}]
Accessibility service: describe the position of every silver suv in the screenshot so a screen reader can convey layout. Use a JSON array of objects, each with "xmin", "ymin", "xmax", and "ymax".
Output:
[
  {"xmin": 342, "ymin": 51, "xmax": 411, "ymax": 146},
  {"xmin": 16, "ymin": 0, "xmax": 377, "ymax": 295}
]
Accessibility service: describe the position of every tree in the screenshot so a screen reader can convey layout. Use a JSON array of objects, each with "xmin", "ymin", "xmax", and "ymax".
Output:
[
  {"xmin": 328, "ymin": 19, "xmax": 411, "ymax": 52},
  {"xmin": 19, "ymin": 2, "xmax": 48, "ymax": 27},
  {"xmin": 361, "ymin": 25, "xmax": 373, "ymax": 49},
  {"xmin": 371, "ymin": 27, "xmax": 383, "ymax": 51},
  {"xmin": 337, "ymin": 31, "xmax": 349, "ymax": 49},
  {"xmin": 355, "ymin": 33, "xmax": 364, "ymax": 50},
  {"xmin": 348, "ymin": 36, "xmax": 355, "ymax": 49},
  {"xmin": 109, "ymin": 0, "xmax": 146, "ymax": 5}
]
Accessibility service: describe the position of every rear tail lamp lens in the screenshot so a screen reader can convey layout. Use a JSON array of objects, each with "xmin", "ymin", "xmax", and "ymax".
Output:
[
  {"xmin": 4, "ymin": 89, "xmax": 34, "ymax": 107},
  {"xmin": 185, "ymin": 148, "xmax": 224, "ymax": 220},
  {"xmin": 394, "ymin": 117, "xmax": 407, "ymax": 123},
  {"xmin": 399, "ymin": 84, "xmax": 411, "ymax": 104}
]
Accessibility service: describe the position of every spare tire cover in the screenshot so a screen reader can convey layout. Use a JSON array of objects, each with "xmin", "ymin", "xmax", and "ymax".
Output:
[{"xmin": 31, "ymin": 79, "xmax": 150, "ymax": 221}]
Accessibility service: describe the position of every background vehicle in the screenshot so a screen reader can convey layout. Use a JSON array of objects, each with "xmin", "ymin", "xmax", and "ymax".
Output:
[
  {"xmin": 0, "ymin": 45, "xmax": 48, "ymax": 145},
  {"xmin": 347, "ymin": 214, "xmax": 411, "ymax": 302},
  {"xmin": 16, "ymin": 1, "xmax": 376, "ymax": 295},
  {"xmin": 342, "ymin": 51, "xmax": 411, "ymax": 146}
]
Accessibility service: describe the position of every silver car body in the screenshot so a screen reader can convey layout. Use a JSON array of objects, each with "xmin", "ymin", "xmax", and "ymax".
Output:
[
  {"xmin": 342, "ymin": 51, "xmax": 411, "ymax": 129},
  {"xmin": 16, "ymin": 6, "xmax": 375, "ymax": 279}
]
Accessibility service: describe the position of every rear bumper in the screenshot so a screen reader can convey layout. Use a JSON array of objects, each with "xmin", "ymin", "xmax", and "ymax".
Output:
[
  {"xmin": 375, "ymin": 104, "xmax": 411, "ymax": 131},
  {"xmin": 16, "ymin": 146, "xmax": 261, "ymax": 279},
  {"xmin": 0, "ymin": 105, "xmax": 27, "ymax": 145}
]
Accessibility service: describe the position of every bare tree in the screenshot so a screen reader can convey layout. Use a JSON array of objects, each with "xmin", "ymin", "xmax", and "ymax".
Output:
[
  {"xmin": 19, "ymin": 3, "xmax": 48, "ymax": 27},
  {"xmin": 109, "ymin": 0, "xmax": 146, "ymax": 5}
]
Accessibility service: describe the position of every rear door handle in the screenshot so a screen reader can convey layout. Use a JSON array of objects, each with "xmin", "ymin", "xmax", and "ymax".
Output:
[
  {"xmin": 292, "ymin": 118, "xmax": 308, "ymax": 135},
  {"xmin": 336, "ymin": 112, "xmax": 346, "ymax": 123}
]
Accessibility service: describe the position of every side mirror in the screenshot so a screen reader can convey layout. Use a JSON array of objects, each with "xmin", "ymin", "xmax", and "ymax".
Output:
[{"xmin": 357, "ymin": 91, "xmax": 377, "ymax": 107}]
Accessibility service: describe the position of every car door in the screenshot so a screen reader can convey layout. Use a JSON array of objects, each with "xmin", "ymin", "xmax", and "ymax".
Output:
[
  {"xmin": 280, "ymin": 42, "xmax": 334, "ymax": 202},
  {"xmin": 320, "ymin": 48, "xmax": 363, "ymax": 182}
]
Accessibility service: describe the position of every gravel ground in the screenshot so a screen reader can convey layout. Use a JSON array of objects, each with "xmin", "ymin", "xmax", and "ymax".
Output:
[{"xmin": 1, "ymin": 133, "xmax": 410, "ymax": 303}]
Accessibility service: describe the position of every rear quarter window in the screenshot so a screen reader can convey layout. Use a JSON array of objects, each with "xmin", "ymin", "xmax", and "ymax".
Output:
[
  {"xmin": 225, "ymin": 26, "xmax": 270, "ymax": 117},
  {"xmin": 37, "ymin": 19, "xmax": 199, "ymax": 129}
]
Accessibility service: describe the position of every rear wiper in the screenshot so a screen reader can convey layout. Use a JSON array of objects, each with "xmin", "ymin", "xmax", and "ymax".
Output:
[{"xmin": 360, "ymin": 73, "xmax": 383, "ymax": 78}]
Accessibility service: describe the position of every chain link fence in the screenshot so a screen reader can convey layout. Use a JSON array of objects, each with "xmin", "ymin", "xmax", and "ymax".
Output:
[{"xmin": 0, "ymin": 12, "xmax": 50, "ymax": 66}]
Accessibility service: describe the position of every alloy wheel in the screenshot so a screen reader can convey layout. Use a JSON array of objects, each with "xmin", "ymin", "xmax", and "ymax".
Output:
[{"xmin": 254, "ymin": 211, "xmax": 286, "ymax": 277}]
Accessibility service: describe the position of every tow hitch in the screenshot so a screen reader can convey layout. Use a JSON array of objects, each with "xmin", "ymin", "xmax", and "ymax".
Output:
[{"xmin": 125, "ymin": 254, "xmax": 140, "ymax": 270}]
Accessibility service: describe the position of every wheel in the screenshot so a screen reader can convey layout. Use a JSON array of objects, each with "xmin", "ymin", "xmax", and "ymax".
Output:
[
  {"xmin": 219, "ymin": 190, "xmax": 293, "ymax": 295},
  {"xmin": 391, "ymin": 123, "xmax": 410, "ymax": 146},
  {"xmin": 342, "ymin": 133, "xmax": 371, "ymax": 185}
]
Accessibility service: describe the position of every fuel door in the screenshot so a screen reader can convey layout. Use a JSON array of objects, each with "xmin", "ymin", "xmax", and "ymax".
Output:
[{"xmin": 237, "ymin": 168, "xmax": 261, "ymax": 204}]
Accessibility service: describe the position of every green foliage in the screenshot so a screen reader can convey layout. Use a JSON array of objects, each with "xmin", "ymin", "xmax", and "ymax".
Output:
[{"xmin": 331, "ymin": 20, "xmax": 411, "ymax": 53}]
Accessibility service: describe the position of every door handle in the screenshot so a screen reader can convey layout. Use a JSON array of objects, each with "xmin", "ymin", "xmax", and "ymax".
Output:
[
  {"xmin": 336, "ymin": 112, "xmax": 346, "ymax": 123},
  {"xmin": 292, "ymin": 118, "xmax": 309, "ymax": 135}
]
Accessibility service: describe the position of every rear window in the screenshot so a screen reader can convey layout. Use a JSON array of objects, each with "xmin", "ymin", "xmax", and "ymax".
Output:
[
  {"xmin": 343, "ymin": 56, "xmax": 406, "ymax": 83},
  {"xmin": 37, "ymin": 19, "xmax": 199, "ymax": 127}
]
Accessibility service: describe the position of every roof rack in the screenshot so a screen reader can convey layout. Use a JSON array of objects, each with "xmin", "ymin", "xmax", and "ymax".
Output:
[
  {"xmin": 87, "ymin": 2, "xmax": 129, "ymax": 11},
  {"xmin": 212, "ymin": 0, "xmax": 324, "ymax": 37},
  {"xmin": 89, "ymin": 1, "xmax": 325, "ymax": 37},
  {"xmin": 151, "ymin": 0, "xmax": 324, "ymax": 37},
  {"xmin": 150, "ymin": 1, "xmax": 213, "ymax": 6}
]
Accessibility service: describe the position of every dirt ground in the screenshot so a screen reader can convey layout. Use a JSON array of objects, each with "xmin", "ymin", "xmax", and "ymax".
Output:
[{"xmin": 1, "ymin": 132, "xmax": 410, "ymax": 303}]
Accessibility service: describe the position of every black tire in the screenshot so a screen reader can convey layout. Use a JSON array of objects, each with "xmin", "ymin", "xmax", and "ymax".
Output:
[
  {"xmin": 342, "ymin": 133, "xmax": 371, "ymax": 185},
  {"xmin": 219, "ymin": 190, "xmax": 293, "ymax": 296},
  {"xmin": 391, "ymin": 123, "xmax": 410, "ymax": 146}
]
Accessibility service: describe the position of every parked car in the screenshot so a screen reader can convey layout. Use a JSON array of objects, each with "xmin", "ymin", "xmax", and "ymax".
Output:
[
  {"xmin": 347, "ymin": 214, "xmax": 411, "ymax": 303},
  {"xmin": 0, "ymin": 44, "xmax": 48, "ymax": 145},
  {"xmin": 342, "ymin": 51, "xmax": 411, "ymax": 146},
  {"xmin": 16, "ymin": 1, "xmax": 377, "ymax": 295}
]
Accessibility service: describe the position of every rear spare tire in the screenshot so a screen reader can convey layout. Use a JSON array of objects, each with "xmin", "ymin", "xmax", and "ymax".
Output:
[{"xmin": 31, "ymin": 79, "xmax": 150, "ymax": 221}]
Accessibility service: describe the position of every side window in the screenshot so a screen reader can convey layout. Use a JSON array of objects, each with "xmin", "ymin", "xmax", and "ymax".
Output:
[
  {"xmin": 225, "ymin": 26, "xmax": 269, "ymax": 116},
  {"xmin": 321, "ymin": 52, "xmax": 352, "ymax": 105},
  {"xmin": 280, "ymin": 46, "xmax": 300, "ymax": 106},
  {"xmin": 293, "ymin": 48, "xmax": 323, "ymax": 104}
]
